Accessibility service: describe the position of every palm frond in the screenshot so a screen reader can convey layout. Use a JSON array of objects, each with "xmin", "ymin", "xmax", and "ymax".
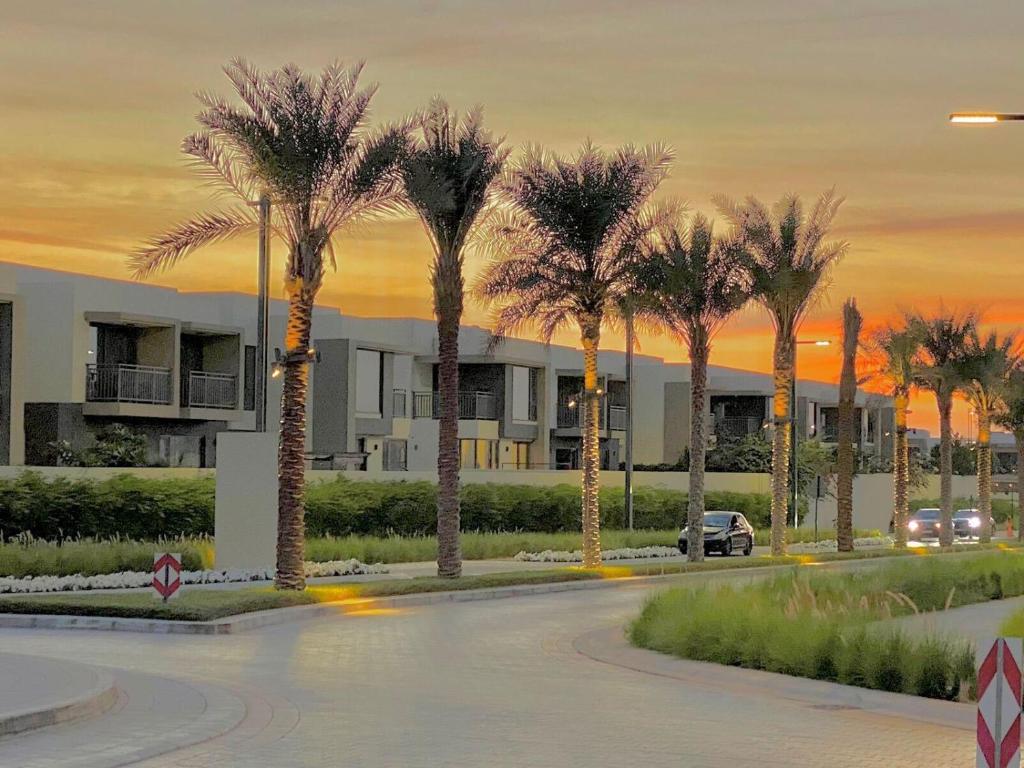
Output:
[{"xmin": 129, "ymin": 207, "xmax": 256, "ymax": 278}]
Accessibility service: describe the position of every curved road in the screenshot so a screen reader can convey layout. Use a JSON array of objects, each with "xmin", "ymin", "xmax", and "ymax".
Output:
[{"xmin": 0, "ymin": 578, "xmax": 967, "ymax": 767}]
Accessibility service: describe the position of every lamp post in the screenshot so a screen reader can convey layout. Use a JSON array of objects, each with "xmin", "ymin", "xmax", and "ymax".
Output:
[
  {"xmin": 248, "ymin": 195, "xmax": 272, "ymax": 433},
  {"xmin": 624, "ymin": 314, "xmax": 635, "ymax": 531},
  {"xmin": 791, "ymin": 339, "xmax": 831, "ymax": 528}
]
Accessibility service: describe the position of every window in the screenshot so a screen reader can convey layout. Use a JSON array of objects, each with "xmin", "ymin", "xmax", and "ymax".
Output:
[
  {"xmin": 513, "ymin": 441, "xmax": 530, "ymax": 469},
  {"xmin": 459, "ymin": 438, "xmax": 498, "ymax": 469},
  {"xmin": 511, "ymin": 366, "xmax": 537, "ymax": 422},
  {"xmin": 383, "ymin": 439, "xmax": 407, "ymax": 471},
  {"xmin": 355, "ymin": 349, "xmax": 383, "ymax": 417},
  {"xmin": 243, "ymin": 345, "xmax": 256, "ymax": 411}
]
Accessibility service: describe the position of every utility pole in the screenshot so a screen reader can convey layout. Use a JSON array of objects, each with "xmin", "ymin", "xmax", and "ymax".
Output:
[
  {"xmin": 254, "ymin": 195, "xmax": 271, "ymax": 433},
  {"xmin": 625, "ymin": 314, "xmax": 635, "ymax": 531}
]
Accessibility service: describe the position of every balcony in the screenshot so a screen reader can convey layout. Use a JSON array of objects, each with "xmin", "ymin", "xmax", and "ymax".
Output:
[
  {"xmin": 86, "ymin": 363, "xmax": 172, "ymax": 405},
  {"xmin": 412, "ymin": 391, "xmax": 497, "ymax": 420},
  {"xmin": 714, "ymin": 416, "xmax": 764, "ymax": 441},
  {"xmin": 608, "ymin": 405, "xmax": 628, "ymax": 431},
  {"xmin": 556, "ymin": 403, "xmax": 607, "ymax": 429},
  {"xmin": 183, "ymin": 371, "xmax": 237, "ymax": 409}
]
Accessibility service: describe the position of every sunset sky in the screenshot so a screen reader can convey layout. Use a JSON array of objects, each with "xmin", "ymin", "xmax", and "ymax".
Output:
[{"xmin": 3, "ymin": 1, "xmax": 1023, "ymax": 433}]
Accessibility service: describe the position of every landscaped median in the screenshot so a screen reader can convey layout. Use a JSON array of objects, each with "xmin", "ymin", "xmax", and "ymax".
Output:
[
  {"xmin": 0, "ymin": 544, "xmax": 1016, "ymax": 626},
  {"xmin": 629, "ymin": 548, "xmax": 1024, "ymax": 702}
]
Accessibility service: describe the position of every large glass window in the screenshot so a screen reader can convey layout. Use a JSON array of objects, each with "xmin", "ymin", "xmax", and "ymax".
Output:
[
  {"xmin": 459, "ymin": 438, "xmax": 498, "ymax": 469},
  {"xmin": 511, "ymin": 366, "xmax": 537, "ymax": 422},
  {"xmin": 355, "ymin": 349, "xmax": 383, "ymax": 417}
]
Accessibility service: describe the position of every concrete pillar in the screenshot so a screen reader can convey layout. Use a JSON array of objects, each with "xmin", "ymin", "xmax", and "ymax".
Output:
[{"xmin": 215, "ymin": 432, "xmax": 278, "ymax": 570}]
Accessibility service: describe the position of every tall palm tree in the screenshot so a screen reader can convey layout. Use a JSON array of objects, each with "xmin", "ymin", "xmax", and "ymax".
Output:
[
  {"xmin": 871, "ymin": 324, "xmax": 920, "ymax": 548},
  {"xmin": 476, "ymin": 142, "xmax": 673, "ymax": 568},
  {"xmin": 130, "ymin": 60, "xmax": 407, "ymax": 590},
  {"xmin": 715, "ymin": 191, "xmax": 849, "ymax": 556},
  {"xmin": 836, "ymin": 298, "xmax": 862, "ymax": 552},
  {"xmin": 907, "ymin": 309, "xmax": 977, "ymax": 547},
  {"xmin": 958, "ymin": 330, "xmax": 1018, "ymax": 543},
  {"xmin": 635, "ymin": 214, "xmax": 750, "ymax": 561},
  {"xmin": 399, "ymin": 99, "xmax": 508, "ymax": 578},
  {"xmin": 997, "ymin": 368, "xmax": 1024, "ymax": 541}
]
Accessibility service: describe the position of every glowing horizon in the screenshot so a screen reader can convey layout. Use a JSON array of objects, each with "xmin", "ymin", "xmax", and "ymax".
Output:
[{"xmin": 3, "ymin": 1, "xmax": 1024, "ymax": 436}]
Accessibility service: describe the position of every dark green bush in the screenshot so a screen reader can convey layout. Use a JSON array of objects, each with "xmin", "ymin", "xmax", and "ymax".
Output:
[{"xmin": 0, "ymin": 471, "xmax": 773, "ymax": 541}]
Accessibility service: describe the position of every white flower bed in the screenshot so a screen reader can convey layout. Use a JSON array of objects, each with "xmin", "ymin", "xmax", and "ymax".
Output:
[
  {"xmin": 514, "ymin": 545, "xmax": 680, "ymax": 563},
  {"xmin": 0, "ymin": 559, "xmax": 388, "ymax": 595},
  {"xmin": 788, "ymin": 536, "xmax": 894, "ymax": 553}
]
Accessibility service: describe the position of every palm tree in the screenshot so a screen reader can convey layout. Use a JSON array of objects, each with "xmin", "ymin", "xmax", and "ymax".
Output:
[
  {"xmin": 476, "ymin": 143, "xmax": 673, "ymax": 568},
  {"xmin": 635, "ymin": 214, "xmax": 750, "ymax": 561},
  {"xmin": 399, "ymin": 99, "xmax": 508, "ymax": 578},
  {"xmin": 871, "ymin": 324, "xmax": 920, "ymax": 548},
  {"xmin": 907, "ymin": 309, "xmax": 977, "ymax": 547},
  {"xmin": 714, "ymin": 191, "xmax": 849, "ymax": 556},
  {"xmin": 836, "ymin": 298, "xmax": 862, "ymax": 552},
  {"xmin": 130, "ymin": 60, "xmax": 407, "ymax": 590},
  {"xmin": 958, "ymin": 330, "xmax": 1018, "ymax": 543},
  {"xmin": 997, "ymin": 368, "xmax": 1024, "ymax": 541}
]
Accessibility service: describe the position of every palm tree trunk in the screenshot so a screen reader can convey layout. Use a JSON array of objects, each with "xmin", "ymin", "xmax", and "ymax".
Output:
[
  {"xmin": 892, "ymin": 390, "xmax": 910, "ymax": 548},
  {"xmin": 1016, "ymin": 431, "xmax": 1024, "ymax": 542},
  {"xmin": 937, "ymin": 390, "xmax": 954, "ymax": 547},
  {"xmin": 770, "ymin": 332, "xmax": 794, "ymax": 556},
  {"xmin": 434, "ymin": 253, "xmax": 463, "ymax": 578},
  {"xmin": 686, "ymin": 336, "xmax": 709, "ymax": 562},
  {"xmin": 580, "ymin": 317, "xmax": 603, "ymax": 569},
  {"xmin": 275, "ymin": 287, "xmax": 313, "ymax": 591},
  {"xmin": 836, "ymin": 301, "xmax": 860, "ymax": 553},
  {"xmin": 977, "ymin": 409, "xmax": 992, "ymax": 544}
]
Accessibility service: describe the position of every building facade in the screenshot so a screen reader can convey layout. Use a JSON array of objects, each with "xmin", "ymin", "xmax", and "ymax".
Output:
[{"xmin": 0, "ymin": 263, "xmax": 894, "ymax": 470}]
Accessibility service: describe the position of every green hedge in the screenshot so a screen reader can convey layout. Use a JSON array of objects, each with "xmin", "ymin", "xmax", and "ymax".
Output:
[{"xmin": 0, "ymin": 471, "xmax": 774, "ymax": 540}]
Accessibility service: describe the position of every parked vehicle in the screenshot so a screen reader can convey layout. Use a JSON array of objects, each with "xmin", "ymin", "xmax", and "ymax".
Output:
[{"xmin": 678, "ymin": 511, "xmax": 754, "ymax": 557}]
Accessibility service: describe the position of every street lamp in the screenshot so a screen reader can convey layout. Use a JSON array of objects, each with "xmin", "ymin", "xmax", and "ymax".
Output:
[
  {"xmin": 791, "ymin": 339, "xmax": 831, "ymax": 528},
  {"xmin": 950, "ymin": 112, "xmax": 1024, "ymax": 124}
]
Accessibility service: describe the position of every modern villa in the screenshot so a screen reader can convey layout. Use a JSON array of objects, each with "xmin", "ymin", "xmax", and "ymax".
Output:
[{"xmin": 0, "ymin": 262, "xmax": 895, "ymax": 471}]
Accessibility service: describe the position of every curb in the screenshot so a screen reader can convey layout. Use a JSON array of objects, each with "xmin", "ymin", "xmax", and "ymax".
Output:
[
  {"xmin": 0, "ymin": 656, "xmax": 118, "ymax": 738},
  {"xmin": 573, "ymin": 624, "xmax": 975, "ymax": 732},
  {"xmin": 0, "ymin": 550, "xmax": 988, "ymax": 636}
]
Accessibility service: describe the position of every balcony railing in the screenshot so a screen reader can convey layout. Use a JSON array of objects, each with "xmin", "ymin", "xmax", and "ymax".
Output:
[
  {"xmin": 412, "ymin": 391, "xmax": 497, "ymax": 420},
  {"xmin": 608, "ymin": 405, "xmax": 628, "ymax": 431},
  {"xmin": 392, "ymin": 389, "xmax": 408, "ymax": 418},
  {"xmin": 556, "ymin": 403, "xmax": 607, "ymax": 429},
  {"xmin": 86, "ymin": 363, "xmax": 172, "ymax": 405},
  {"xmin": 184, "ymin": 371, "xmax": 237, "ymax": 409},
  {"xmin": 714, "ymin": 416, "xmax": 764, "ymax": 441}
]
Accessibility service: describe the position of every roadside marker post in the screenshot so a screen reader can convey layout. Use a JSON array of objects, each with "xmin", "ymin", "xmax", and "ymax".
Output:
[
  {"xmin": 152, "ymin": 553, "xmax": 182, "ymax": 602},
  {"xmin": 978, "ymin": 637, "xmax": 1023, "ymax": 768}
]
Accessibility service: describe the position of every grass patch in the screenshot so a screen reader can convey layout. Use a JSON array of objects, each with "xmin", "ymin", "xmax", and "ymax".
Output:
[
  {"xmin": 630, "ymin": 550, "xmax": 1024, "ymax": 701},
  {"xmin": 2, "ymin": 544, "xmax": 1018, "ymax": 622}
]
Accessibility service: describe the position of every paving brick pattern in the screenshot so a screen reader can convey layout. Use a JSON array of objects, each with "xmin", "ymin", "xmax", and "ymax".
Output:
[{"xmin": 0, "ymin": 584, "xmax": 970, "ymax": 767}]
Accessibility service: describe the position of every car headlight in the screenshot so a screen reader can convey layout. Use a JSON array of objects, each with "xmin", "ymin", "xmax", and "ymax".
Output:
[
  {"xmin": 969, "ymin": 517, "xmax": 981, "ymax": 528},
  {"xmin": 908, "ymin": 520, "xmax": 919, "ymax": 532}
]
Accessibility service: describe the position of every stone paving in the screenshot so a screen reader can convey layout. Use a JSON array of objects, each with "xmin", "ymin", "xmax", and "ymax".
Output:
[{"xmin": 0, "ymin": 577, "xmax": 971, "ymax": 767}]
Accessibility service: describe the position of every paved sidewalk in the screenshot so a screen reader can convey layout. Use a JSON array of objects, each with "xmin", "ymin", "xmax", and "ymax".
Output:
[
  {"xmin": 0, "ymin": 654, "xmax": 116, "ymax": 737},
  {"xmin": 893, "ymin": 594, "xmax": 1024, "ymax": 647}
]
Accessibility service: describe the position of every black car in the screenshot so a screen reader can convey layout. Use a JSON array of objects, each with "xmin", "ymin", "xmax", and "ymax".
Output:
[
  {"xmin": 678, "ymin": 512, "xmax": 754, "ymax": 557},
  {"xmin": 953, "ymin": 508, "xmax": 994, "ymax": 539}
]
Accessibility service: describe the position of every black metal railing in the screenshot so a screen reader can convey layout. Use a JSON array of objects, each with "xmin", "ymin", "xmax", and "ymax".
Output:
[
  {"xmin": 713, "ymin": 416, "xmax": 764, "ymax": 440},
  {"xmin": 556, "ymin": 402, "xmax": 607, "ymax": 429},
  {"xmin": 184, "ymin": 371, "xmax": 237, "ymax": 409},
  {"xmin": 86, "ymin": 363, "xmax": 173, "ymax": 405},
  {"xmin": 608, "ymin": 405, "xmax": 627, "ymax": 431},
  {"xmin": 412, "ymin": 391, "xmax": 498, "ymax": 420}
]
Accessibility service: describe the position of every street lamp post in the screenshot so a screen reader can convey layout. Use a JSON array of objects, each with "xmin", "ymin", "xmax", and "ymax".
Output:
[
  {"xmin": 249, "ymin": 195, "xmax": 272, "ymax": 433},
  {"xmin": 791, "ymin": 339, "xmax": 831, "ymax": 528},
  {"xmin": 624, "ymin": 314, "xmax": 635, "ymax": 531}
]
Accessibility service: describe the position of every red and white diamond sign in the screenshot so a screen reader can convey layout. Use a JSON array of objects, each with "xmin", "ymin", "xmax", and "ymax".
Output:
[
  {"xmin": 978, "ymin": 637, "xmax": 1023, "ymax": 768},
  {"xmin": 153, "ymin": 552, "xmax": 182, "ymax": 601}
]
